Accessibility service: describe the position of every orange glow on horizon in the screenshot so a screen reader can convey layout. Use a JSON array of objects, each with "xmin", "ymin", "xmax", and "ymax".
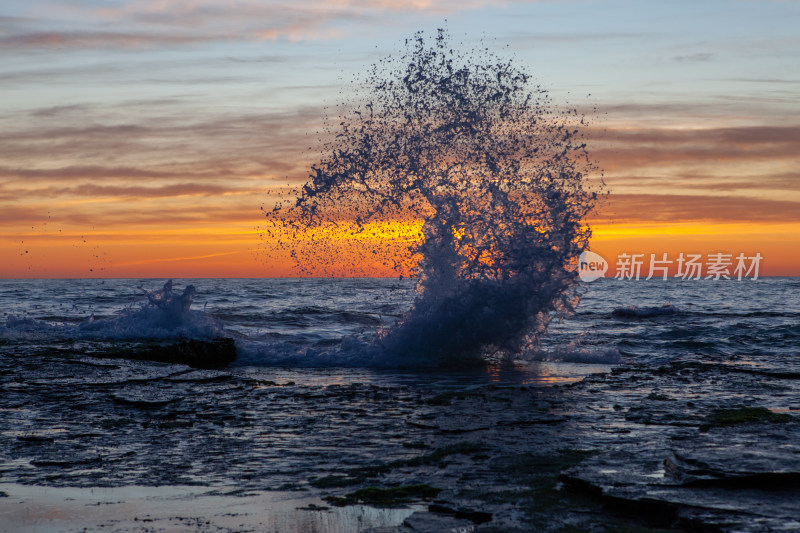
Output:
[
  {"xmin": 3, "ymin": 217, "xmax": 798, "ymax": 278},
  {"xmin": 588, "ymin": 221, "xmax": 800, "ymax": 277}
]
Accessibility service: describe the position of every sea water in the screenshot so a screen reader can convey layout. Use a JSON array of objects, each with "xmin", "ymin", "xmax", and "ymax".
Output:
[
  {"xmin": 3, "ymin": 277, "xmax": 797, "ymax": 370},
  {"xmin": 1, "ymin": 277, "xmax": 799, "ymax": 531}
]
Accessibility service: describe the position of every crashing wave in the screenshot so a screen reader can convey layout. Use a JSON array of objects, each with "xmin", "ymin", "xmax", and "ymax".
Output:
[
  {"xmin": 1, "ymin": 280, "xmax": 225, "ymax": 343},
  {"xmin": 267, "ymin": 29, "xmax": 602, "ymax": 365}
]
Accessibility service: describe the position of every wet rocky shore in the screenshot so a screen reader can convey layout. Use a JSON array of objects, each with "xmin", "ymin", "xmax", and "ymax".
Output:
[{"xmin": 2, "ymin": 345, "xmax": 798, "ymax": 532}]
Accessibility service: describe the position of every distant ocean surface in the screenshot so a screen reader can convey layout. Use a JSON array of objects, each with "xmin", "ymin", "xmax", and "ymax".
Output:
[{"xmin": 1, "ymin": 277, "xmax": 798, "ymax": 375}]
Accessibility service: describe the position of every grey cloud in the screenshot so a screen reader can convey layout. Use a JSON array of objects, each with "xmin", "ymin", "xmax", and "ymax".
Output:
[
  {"xmin": 672, "ymin": 52, "xmax": 714, "ymax": 62},
  {"xmin": 593, "ymin": 193, "xmax": 800, "ymax": 224}
]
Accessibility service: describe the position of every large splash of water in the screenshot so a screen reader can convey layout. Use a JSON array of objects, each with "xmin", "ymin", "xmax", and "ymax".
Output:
[{"xmin": 268, "ymin": 30, "xmax": 602, "ymax": 365}]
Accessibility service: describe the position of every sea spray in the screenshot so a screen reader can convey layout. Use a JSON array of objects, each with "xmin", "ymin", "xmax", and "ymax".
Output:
[
  {"xmin": 267, "ymin": 30, "xmax": 603, "ymax": 364},
  {"xmin": 1, "ymin": 280, "xmax": 224, "ymax": 342}
]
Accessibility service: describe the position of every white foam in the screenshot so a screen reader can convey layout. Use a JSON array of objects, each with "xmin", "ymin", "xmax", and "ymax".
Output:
[{"xmin": 0, "ymin": 281, "xmax": 225, "ymax": 343}]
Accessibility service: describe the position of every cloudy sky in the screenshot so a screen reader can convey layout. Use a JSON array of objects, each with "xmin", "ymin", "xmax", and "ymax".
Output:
[{"xmin": 2, "ymin": 0, "xmax": 799, "ymax": 277}]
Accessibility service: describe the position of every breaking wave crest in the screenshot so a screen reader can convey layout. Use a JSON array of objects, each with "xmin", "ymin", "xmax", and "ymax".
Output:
[{"xmin": 1, "ymin": 280, "xmax": 225, "ymax": 343}]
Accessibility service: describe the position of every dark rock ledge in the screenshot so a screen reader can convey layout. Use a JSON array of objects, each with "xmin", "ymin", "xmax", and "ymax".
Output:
[{"xmin": 94, "ymin": 337, "xmax": 237, "ymax": 369}]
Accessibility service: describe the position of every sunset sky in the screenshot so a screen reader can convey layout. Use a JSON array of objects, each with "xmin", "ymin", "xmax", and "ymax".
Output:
[{"xmin": 2, "ymin": 0, "xmax": 799, "ymax": 278}]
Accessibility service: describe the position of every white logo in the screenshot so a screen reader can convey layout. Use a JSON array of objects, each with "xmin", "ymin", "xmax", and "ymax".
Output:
[{"xmin": 578, "ymin": 250, "xmax": 608, "ymax": 282}]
